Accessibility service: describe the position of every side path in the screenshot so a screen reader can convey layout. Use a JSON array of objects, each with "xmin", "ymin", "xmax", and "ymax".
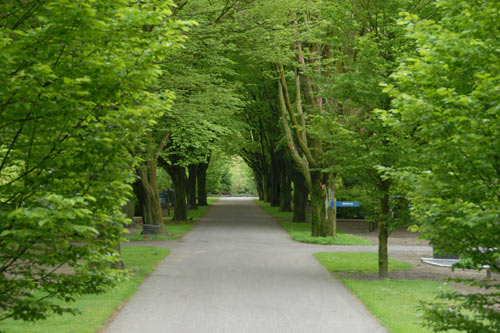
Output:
[{"xmin": 106, "ymin": 198, "xmax": 386, "ymax": 333}]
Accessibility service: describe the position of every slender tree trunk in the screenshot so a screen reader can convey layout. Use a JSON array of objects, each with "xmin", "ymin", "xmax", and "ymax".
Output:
[
  {"xmin": 187, "ymin": 164, "xmax": 197, "ymax": 209},
  {"xmin": 270, "ymin": 158, "xmax": 280, "ymax": 207},
  {"xmin": 378, "ymin": 179, "xmax": 391, "ymax": 278},
  {"xmin": 279, "ymin": 164, "xmax": 292, "ymax": 212},
  {"xmin": 196, "ymin": 161, "xmax": 209, "ymax": 206},
  {"xmin": 167, "ymin": 164, "xmax": 188, "ymax": 221},
  {"xmin": 132, "ymin": 180, "xmax": 146, "ymax": 220},
  {"xmin": 254, "ymin": 170, "xmax": 264, "ymax": 201},
  {"xmin": 292, "ymin": 170, "xmax": 308, "ymax": 222},
  {"xmin": 263, "ymin": 171, "xmax": 271, "ymax": 202},
  {"xmin": 326, "ymin": 182, "xmax": 336, "ymax": 238}
]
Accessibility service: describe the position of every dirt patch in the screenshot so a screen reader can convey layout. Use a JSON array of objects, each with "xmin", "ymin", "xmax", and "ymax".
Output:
[
  {"xmin": 337, "ymin": 220, "xmax": 429, "ymax": 246},
  {"xmin": 338, "ymin": 222, "xmax": 499, "ymax": 294}
]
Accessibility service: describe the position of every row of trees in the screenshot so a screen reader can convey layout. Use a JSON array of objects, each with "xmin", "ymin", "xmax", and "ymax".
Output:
[
  {"xmin": 227, "ymin": 0, "xmax": 499, "ymax": 331},
  {"xmin": 1, "ymin": 0, "xmax": 498, "ymax": 330},
  {"xmin": 0, "ymin": 0, "xmax": 186, "ymax": 321}
]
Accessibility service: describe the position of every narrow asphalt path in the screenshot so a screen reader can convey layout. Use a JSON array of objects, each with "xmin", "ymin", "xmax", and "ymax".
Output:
[{"xmin": 106, "ymin": 198, "xmax": 387, "ymax": 333}]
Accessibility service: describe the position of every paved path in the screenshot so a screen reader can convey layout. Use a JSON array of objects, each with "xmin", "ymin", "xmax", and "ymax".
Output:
[{"xmin": 106, "ymin": 198, "xmax": 387, "ymax": 333}]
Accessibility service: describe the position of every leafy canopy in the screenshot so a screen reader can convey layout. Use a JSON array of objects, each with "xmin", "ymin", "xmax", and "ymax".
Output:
[
  {"xmin": 382, "ymin": 0, "xmax": 500, "ymax": 331},
  {"xmin": 0, "ymin": 0, "xmax": 183, "ymax": 322}
]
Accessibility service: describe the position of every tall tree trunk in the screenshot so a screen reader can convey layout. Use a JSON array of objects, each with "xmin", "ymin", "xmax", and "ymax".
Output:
[
  {"xmin": 158, "ymin": 156, "xmax": 188, "ymax": 221},
  {"xmin": 310, "ymin": 178, "xmax": 327, "ymax": 237},
  {"xmin": 187, "ymin": 164, "xmax": 197, "ymax": 209},
  {"xmin": 309, "ymin": 172, "xmax": 332, "ymax": 237},
  {"xmin": 378, "ymin": 179, "xmax": 391, "ymax": 278},
  {"xmin": 168, "ymin": 165, "xmax": 188, "ymax": 221},
  {"xmin": 292, "ymin": 169, "xmax": 308, "ymax": 222},
  {"xmin": 270, "ymin": 158, "xmax": 280, "ymax": 207},
  {"xmin": 263, "ymin": 171, "xmax": 271, "ymax": 203},
  {"xmin": 133, "ymin": 130, "xmax": 171, "ymax": 229},
  {"xmin": 326, "ymin": 183, "xmax": 336, "ymax": 238},
  {"xmin": 132, "ymin": 179, "xmax": 146, "ymax": 220},
  {"xmin": 196, "ymin": 161, "xmax": 209, "ymax": 206},
  {"xmin": 135, "ymin": 160, "xmax": 163, "ymax": 227},
  {"xmin": 279, "ymin": 163, "xmax": 292, "ymax": 212},
  {"xmin": 253, "ymin": 170, "xmax": 265, "ymax": 201}
]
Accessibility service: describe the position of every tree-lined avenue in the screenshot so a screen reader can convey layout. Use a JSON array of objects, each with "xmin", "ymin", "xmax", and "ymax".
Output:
[{"xmin": 106, "ymin": 198, "xmax": 386, "ymax": 333}]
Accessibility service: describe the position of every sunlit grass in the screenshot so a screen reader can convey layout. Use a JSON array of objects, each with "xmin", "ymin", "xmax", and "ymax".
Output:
[
  {"xmin": 255, "ymin": 199, "xmax": 372, "ymax": 245},
  {"xmin": 1, "ymin": 246, "xmax": 170, "ymax": 333},
  {"xmin": 314, "ymin": 252, "xmax": 453, "ymax": 332},
  {"xmin": 281, "ymin": 221, "xmax": 373, "ymax": 245},
  {"xmin": 342, "ymin": 279, "xmax": 451, "ymax": 333},
  {"xmin": 314, "ymin": 252, "xmax": 413, "ymax": 273}
]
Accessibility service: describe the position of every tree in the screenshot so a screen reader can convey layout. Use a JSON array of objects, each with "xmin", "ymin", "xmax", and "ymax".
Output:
[
  {"xmin": 154, "ymin": 0, "xmax": 243, "ymax": 220},
  {"xmin": 302, "ymin": 0, "xmax": 432, "ymax": 277},
  {"xmin": 383, "ymin": 0, "xmax": 500, "ymax": 330},
  {"xmin": 133, "ymin": 128, "xmax": 173, "ymax": 229},
  {"xmin": 0, "ymin": 0, "xmax": 182, "ymax": 321}
]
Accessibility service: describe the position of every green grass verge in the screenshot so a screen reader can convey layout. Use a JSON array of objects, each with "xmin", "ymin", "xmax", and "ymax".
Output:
[
  {"xmin": 254, "ymin": 199, "xmax": 294, "ymax": 219},
  {"xmin": 255, "ymin": 199, "xmax": 372, "ymax": 245},
  {"xmin": 314, "ymin": 252, "xmax": 413, "ymax": 273},
  {"xmin": 342, "ymin": 279, "xmax": 452, "ymax": 333},
  {"xmin": 281, "ymin": 221, "xmax": 373, "ymax": 245},
  {"xmin": 125, "ymin": 197, "xmax": 218, "ymax": 241},
  {"xmin": 1, "ymin": 246, "xmax": 170, "ymax": 333},
  {"xmin": 314, "ymin": 252, "xmax": 454, "ymax": 333}
]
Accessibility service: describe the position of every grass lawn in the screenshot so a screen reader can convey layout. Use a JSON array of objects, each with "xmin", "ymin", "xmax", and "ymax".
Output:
[
  {"xmin": 315, "ymin": 252, "xmax": 453, "ymax": 333},
  {"xmin": 314, "ymin": 252, "xmax": 413, "ymax": 273},
  {"xmin": 254, "ymin": 199, "xmax": 294, "ymax": 219},
  {"xmin": 125, "ymin": 197, "xmax": 218, "ymax": 241},
  {"xmin": 255, "ymin": 199, "xmax": 373, "ymax": 245},
  {"xmin": 281, "ymin": 221, "xmax": 373, "ymax": 245},
  {"xmin": 342, "ymin": 279, "xmax": 452, "ymax": 333},
  {"xmin": 1, "ymin": 246, "xmax": 170, "ymax": 333}
]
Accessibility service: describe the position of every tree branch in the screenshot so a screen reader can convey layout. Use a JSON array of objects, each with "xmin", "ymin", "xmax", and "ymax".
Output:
[
  {"xmin": 278, "ymin": 78, "xmax": 311, "ymax": 190},
  {"xmin": 155, "ymin": 131, "xmax": 171, "ymax": 159},
  {"xmin": 276, "ymin": 63, "xmax": 316, "ymax": 167}
]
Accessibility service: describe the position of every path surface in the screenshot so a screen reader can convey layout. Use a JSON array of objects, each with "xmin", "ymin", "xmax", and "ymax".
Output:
[{"xmin": 106, "ymin": 198, "xmax": 387, "ymax": 333}]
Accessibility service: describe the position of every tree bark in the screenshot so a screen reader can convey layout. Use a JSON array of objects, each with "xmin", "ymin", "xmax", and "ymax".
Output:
[
  {"xmin": 169, "ymin": 165, "xmax": 188, "ymax": 221},
  {"xmin": 132, "ymin": 179, "xmax": 146, "ymax": 220},
  {"xmin": 326, "ymin": 182, "xmax": 336, "ymax": 238},
  {"xmin": 135, "ymin": 161, "xmax": 163, "ymax": 227},
  {"xmin": 133, "ymin": 130, "xmax": 170, "ymax": 228},
  {"xmin": 276, "ymin": 63, "xmax": 333, "ymax": 236},
  {"xmin": 310, "ymin": 175, "xmax": 328, "ymax": 237},
  {"xmin": 253, "ymin": 170, "xmax": 265, "ymax": 201},
  {"xmin": 279, "ymin": 161, "xmax": 292, "ymax": 212},
  {"xmin": 159, "ymin": 156, "xmax": 188, "ymax": 221},
  {"xmin": 263, "ymin": 171, "xmax": 271, "ymax": 202},
  {"xmin": 378, "ymin": 179, "xmax": 391, "ymax": 278},
  {"xmin": 187, "ymin": 164, "xmax": 197, "ymax": 209},
  {"xmin": 137, "ymin": 163, "xmax": 163, "ymax": 225},
  {"xmin": 270, "ymin": 157, "xmax": 280, "ymax": 207},
  {"xmin": 196, "ymin": 161, "xmax": 209, "ymax": 206},
  {"xmin": 292, "ymin": 169, "xmax": 308, "ymax": 222}
]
